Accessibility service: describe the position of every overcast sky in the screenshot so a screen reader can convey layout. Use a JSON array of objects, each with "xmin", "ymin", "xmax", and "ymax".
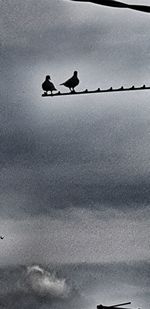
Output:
[{"xmin": 1, "ymin": 0, "xmax": 150, "ymax": 308}]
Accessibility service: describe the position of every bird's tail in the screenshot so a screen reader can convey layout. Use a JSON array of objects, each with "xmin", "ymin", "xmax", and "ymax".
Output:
[{"xmin": 60, "ymin": 83, "xmax": 64, "ymax": 86}]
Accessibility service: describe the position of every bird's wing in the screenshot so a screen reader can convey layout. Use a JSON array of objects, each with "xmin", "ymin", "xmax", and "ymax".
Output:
[{"xmin": 60, "ymin": 76, "xmax": 73, "ymax": 85}]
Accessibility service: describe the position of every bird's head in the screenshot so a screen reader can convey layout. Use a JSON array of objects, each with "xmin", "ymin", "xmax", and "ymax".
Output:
[
  {"xmin": 46, "ymin": 75, "xmax": 51, "ymax": 80},
  {"xmin": 74, "ymin": 71, "xmax": 78, "ymax": 76}
]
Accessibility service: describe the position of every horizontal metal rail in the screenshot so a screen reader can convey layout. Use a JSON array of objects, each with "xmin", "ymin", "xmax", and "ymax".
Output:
[{"xmin": 42, "ymin": 85, "xmax": 150, "ymax": 98}]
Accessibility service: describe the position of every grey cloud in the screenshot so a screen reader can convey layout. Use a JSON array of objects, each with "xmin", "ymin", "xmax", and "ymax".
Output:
[
  {"xmin": 1, "ymin": 0, "xmax": 150, "ymax": 76},
  {"xmin": 0, "ymin": 264, "xmax": 79, "ymax": 309},
  {"xmin": 1, "ymin": 169, "xmax": 150, "ymax": 219},
  {"xmin": 1, "ymin": 92, "xmax": 150, "ymax": 218},
  {"xmin": 0, "ymin": 262, "xmax": 149, "ymax": 309},
  {"xmin": 0, "ymin": 207, "xmax": 149, "ymax": 265}
]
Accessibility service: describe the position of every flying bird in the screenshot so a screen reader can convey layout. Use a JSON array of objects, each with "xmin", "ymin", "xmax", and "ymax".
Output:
[
  {"xmin": 0, "ymin": 236, "xmax": 4, "ymax": 240},
  {"xmin": 42, "ymin": 75, "xmax": 57, "ymax": 95},
  {"xmin": 71, "ymin": 0, "xmax": 150, "ymax": 14},
  {"xmin": 60, "ymin": 71, "xmax": 79, "ymax": 92}
]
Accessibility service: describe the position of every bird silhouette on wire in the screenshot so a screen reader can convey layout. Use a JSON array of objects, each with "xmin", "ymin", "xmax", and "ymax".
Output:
[
  {"xmin": 60, "ymin": 71, "xmax": 79, "ymax": 92},
  {"xmin": 42, "ymin": 75, "xmax": 57, "ymax": 95},
  {"xmin": 71, "ymin": 0, "xmax": 150, "ymax": 14}
]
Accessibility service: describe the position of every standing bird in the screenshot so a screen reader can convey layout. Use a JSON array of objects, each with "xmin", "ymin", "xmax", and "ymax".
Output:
[
  {"xmin": 60, "ymin": 71, "xmax": 79, "ymax": 92},
  {"xmin": 70, "ymin": 0, "xmax": 150, "ymax": 14},
  {"xmin": 42, "ymin": 75, "xmax": 57, "ymax": 95}
]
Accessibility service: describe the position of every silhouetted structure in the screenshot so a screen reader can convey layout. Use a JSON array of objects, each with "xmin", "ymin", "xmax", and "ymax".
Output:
[
  {"xmin": 71, "ymin": 0, "xmax": 150, "ymax": 14},
  {"xmin": 97, "ymin": 302, "xmax": 131, "ymax": 309},
  {"xmin": 42, "ymin": 84, "xmax": 150, "ymax": 97},
  {"xmin": 60, "ymin": 71, "xmax": 79, "ymax": 92},
  {"xmin": 42, "ymin": 75, "xmax": 57, "ymax": 95}
]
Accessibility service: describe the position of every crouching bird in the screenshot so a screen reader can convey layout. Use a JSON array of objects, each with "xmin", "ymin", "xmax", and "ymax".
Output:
[
  {"xmin": 42, "ymin": 75, "xmax": 57, "ymax": 95},
  {"xmin": 60, "ymin": 71, "xmax": 79, "ymax": 92}
]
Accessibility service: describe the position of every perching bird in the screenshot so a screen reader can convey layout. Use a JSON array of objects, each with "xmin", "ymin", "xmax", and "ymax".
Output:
[
  {"xmin": 71, "ymin": 0, "xmax": 150, "ymax": 14},
  {"xmin": 60, "ymin": 71, "xmax": 79, "ymax": 92},
  {"xmin": 42, "ymin": 75, "xmax": 57, "ymax": 95},
  {"xmin": 0, "ymin": 236, "xmax": 4, "ymax": 240}
]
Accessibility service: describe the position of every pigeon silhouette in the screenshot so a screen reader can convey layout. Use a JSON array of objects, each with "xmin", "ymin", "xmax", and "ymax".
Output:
[
  {"xmin": 71, "ymin": 0, "xmax": 150, "ymax": 14},
  {"xmin": 42, "ymin": 75, "xmax": 57, "ymax": 95},
  {"xmin": 60, "ymin": 71, "xmax": 79, "ymax": 92}
]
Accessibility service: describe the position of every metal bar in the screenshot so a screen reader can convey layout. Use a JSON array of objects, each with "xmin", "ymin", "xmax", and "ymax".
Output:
[
  {"xmin": 42, "ymin": 86, "xmax": 150, "ymax": 98},
  {"xmin": 109, "ymin": 303, "xmax": 131, "ymax": 308},
  {"xmin": 109, "ymin": 306, "xmax": 131, "ymax": 309}
]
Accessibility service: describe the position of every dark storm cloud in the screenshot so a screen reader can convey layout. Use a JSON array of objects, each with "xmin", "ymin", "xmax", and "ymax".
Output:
[
  {"xmin": 1, "ymin": 91, "xmax": 150, "ymax": 219},
  {"xmin": 1, "ymin": 166, "xmax": 150, "ymax": 218}
]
